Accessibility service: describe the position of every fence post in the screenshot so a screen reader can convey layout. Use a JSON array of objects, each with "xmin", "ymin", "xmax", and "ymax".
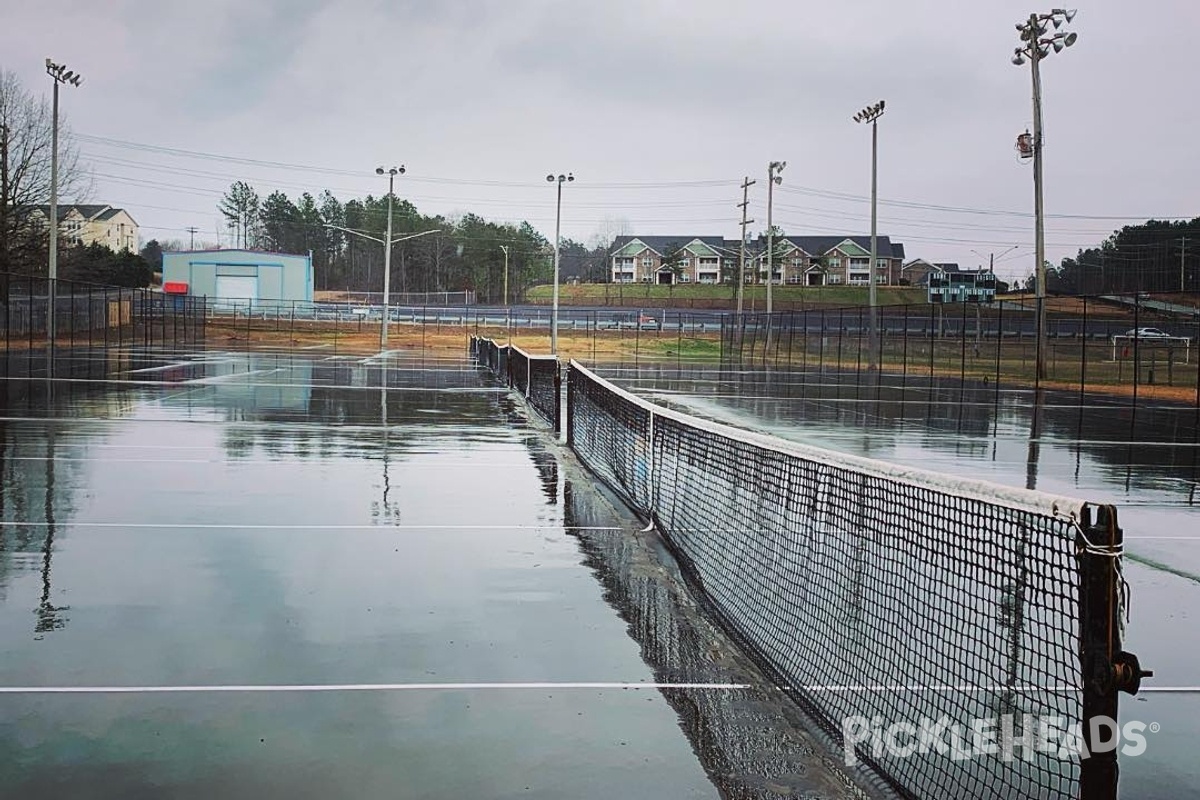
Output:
[
  {"xmin": 1080, "ymin": 296, "xmax": 1089, "ymax": 401},
  {"xmin": 68, "ymin": 281, "xmax": 75, "ymax": 350}
]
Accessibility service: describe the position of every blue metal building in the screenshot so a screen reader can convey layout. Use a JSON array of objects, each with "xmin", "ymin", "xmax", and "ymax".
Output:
[{"xmin": 162, "ymin": 249, "xmax": 313, "ymax": 307}]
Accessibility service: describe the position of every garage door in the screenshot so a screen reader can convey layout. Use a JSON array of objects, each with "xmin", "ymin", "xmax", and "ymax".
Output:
[{"xmin": 214, "ymin": 275, "xmax": 258, "ymax": 309}]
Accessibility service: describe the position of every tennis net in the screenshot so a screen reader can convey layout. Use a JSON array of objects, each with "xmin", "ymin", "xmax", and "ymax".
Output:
[
  {"xmin": 470, "ymin": 336, "xmax": 509, "ymax": 377},
  {"xmin": 476, "ymin": 338, "xmax": 560, "ymax": 431},
  {"xmin": 566, "ymin": 360, "xmax": 1143, "ymax": 800}
]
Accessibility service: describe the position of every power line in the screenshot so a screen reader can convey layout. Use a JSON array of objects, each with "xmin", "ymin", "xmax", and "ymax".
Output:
[
  {"xmin": 76, "ymin": 133, "xmax": 736, "ymax": 190},
  {"xmin": 778, "ymin": 183, "xmax": 1195, "ymax": 222}
]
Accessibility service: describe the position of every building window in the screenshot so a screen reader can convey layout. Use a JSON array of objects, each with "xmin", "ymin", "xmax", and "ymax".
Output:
[
  {"xmin": 641, "ymin": 257, "xmax": 655, "ymax": 268},
  {"xmin": 826, "ymin": 258, "xmax": 841, "ymax": 269},
  {"xmin": 679, "ymin": 272, "xmax": 692, "ymax": 283},
  {"xmin": 849, "ymin": 257, "xmax": 870, "ymax": 267},
  {"xmin": 828, "ymin": 274, "xmax": 844, "ymax": 285},
  {"xmin": 699, "ymin": 257, "xmax": 718, "ymax": 266}
]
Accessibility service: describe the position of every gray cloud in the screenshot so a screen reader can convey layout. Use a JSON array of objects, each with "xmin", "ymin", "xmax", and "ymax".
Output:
[{"xmin": 2, "ymin": 0, "xmax": 1197, "ymax": 280}]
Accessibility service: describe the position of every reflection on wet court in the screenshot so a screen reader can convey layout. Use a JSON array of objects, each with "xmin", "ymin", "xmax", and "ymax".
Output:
[
  {"xmin": 0, "ymin": 351, "xmax": 710, "ymax": 799},
  {"xmin": 0, "ymin": 349, "xmax": 867, "ymax": 800}
]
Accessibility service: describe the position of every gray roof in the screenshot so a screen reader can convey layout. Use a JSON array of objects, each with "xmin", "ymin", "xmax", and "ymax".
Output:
[
  {"xmin": 616, "ymin": 234, "xmax": 907, "ymax": 260},
  {"xmin": 612, "ymin": 235, "xmax": 727, "ymax": 254},
  {"xmin": 933, "ymin": 262, "xmax": 960, "ymax": 272},
  {"xmin": 782, "ymin": 235, "xmax": 905, "ymax": 260},
  {"xmin": 36, "ymin": 204, "xmax": 117, "ymax": 222}
]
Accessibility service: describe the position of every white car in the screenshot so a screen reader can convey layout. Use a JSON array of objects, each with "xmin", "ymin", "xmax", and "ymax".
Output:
[{"xmin": 1124, "ymin": 327, "xmax": 1172, "ymax": 338}]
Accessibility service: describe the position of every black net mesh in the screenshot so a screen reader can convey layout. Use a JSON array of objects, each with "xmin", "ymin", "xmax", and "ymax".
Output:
[
  {"xmin": 476, "ymin": 341, "xmax": 559, "ymax": 430},
  {"xmin": 527, "ymin": 356, "xmax": 559, "ymax": 429},
  {"xmin": 471, "ymin": 337, "xmax": 509, "ymax": 377},
  {"xmin": 567, "ymin": 361, "xmax": 1094, "ymax": 800},
  {"xmin": 567, "ymin": 362, "xmax": 653, "ymax": 512},
  {"xmin": 510, "ymin": 346, "xmax": 531, "ymax": 396}
]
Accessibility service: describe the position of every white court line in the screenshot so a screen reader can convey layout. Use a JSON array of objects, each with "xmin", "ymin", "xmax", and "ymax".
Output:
[
  {"xmin": 0, "ymin": 522, "xmax": 621, "ymax": 531},
  {"xmin": 1127, "ymin": 537, "xmax": 1200, "ymax": 541},
  {"xmin": 0, "ymin": 682, "xmax": 747, "ymax": 694},
  {"xmin": 0, "ymin": 377, "xmax": 503, "ymax": 393},
  {"xmin": 124, "ymin": 362, "xmax": 197, "ymax": 375},
  {"xmin": 0, "ymin": 683, "xmax": 1194, "ymax": 695},
  {"xmin": 0, "ymin": 457, "xmax": 560, "ymax": 467}
]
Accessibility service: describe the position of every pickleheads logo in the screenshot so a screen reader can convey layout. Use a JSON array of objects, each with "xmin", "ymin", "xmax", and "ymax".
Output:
[{"xmin": 842, "ymin": 714, "xmax": 1158, "ymax": 766}]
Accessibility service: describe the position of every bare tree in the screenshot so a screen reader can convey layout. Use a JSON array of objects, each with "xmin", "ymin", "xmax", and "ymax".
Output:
[
  {"xmin": 588, "ymin": 216, "xmax": 631, "ymax": 284},
  {"xmin": 0, "ymin": 70, "xmax": 88, "ymax": 275}
]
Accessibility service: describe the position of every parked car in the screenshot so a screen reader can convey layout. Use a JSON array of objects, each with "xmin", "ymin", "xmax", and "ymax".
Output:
[
  {"xmin": 638, "ymin": 314, "xmax": 662, "ymax": 331},
  {"xmin": 1124, "ymin": 327, "xmax": 1172, "ymax": 338}
]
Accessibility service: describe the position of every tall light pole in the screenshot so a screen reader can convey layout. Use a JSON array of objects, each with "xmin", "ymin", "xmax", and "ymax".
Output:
[
  {"xmin": 324, "ymin": 223, "xmax": 439, "ymax": 350},
  {"xmin": 546, "ymin": 172, "xmax": 573, "ymax": 355},
  {"xmin": 499, "ymin": 244, "xmax": 510, "ymax": 307},
  {"xmin": 45, "ymin": 59, "xmax": 82, "ymax": 347},
  {"xmin": 1013, "ymin": 9, "xmax": 1077, "ymax": 381},
  {"xmin": 765, "ymin": 161, "xmax": 785, "ymax": 315},
  {"xmin": 854, "ymin": 100, "xmax": 885, "ymax": 371},
  {"xmin": 376, "ymin": 166, "xmax": 405, "ymax": 349}
]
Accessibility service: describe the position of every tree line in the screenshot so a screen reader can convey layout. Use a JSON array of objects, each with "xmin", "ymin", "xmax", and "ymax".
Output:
[
  {"xmin": 1047, "ymin": 218, "xmax": 1200, "ymax": 296},
  {"xmin": 217, "ymin": 180, "xmax": 560, "ymax": 302}
]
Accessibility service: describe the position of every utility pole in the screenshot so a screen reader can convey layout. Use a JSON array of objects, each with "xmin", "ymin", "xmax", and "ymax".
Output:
[
  {"xmin": 1013, "ymin": 10, "xmax": 1077, "ymax": 382},
  {"xmin": 1031, "ymin": 38, "xmax": 1047, "ymax": 380},
  {"xmin": 737, "ymin": 176, "xmax": 755, "ymax": 317},
  {"xmin": 186, "ymin": 226, "xmax": 198, "ymax": 250},
  {"xmin": 500, "ymin": 244, "xmax": 510, "ymax": 306}
]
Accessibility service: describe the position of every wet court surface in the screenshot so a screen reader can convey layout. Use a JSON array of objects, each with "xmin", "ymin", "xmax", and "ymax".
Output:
[
  {"xmin": 0, "ymin": 350, "xmax": 872, "ymax": 800},
  {"xmin": 0, "ymin": 352, "xmax": 722, "ymax": 799},
  {"xmin": 606, "ymin": 363, "xmax": 1200, "ymax": 799}
]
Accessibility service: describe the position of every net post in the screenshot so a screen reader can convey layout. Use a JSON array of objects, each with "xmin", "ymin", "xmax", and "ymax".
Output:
[{"xmin": 1077, "ymin": 503, "xmax": 1144, "ymax": 800}]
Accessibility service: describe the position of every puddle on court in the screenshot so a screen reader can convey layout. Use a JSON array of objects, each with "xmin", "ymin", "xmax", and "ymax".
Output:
[
  {"xmin": 602, "ymin": 362, "xmax": 1200, "ymax": 800},
  {"xmin": 0, "ymin": 351, "xmax": 874, "ymax": 800}
]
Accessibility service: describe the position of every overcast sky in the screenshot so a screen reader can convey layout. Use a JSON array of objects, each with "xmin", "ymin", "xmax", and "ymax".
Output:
[{"xmin": 4, "ymin": 0, "xmax": 1198, "ymax": 281}]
